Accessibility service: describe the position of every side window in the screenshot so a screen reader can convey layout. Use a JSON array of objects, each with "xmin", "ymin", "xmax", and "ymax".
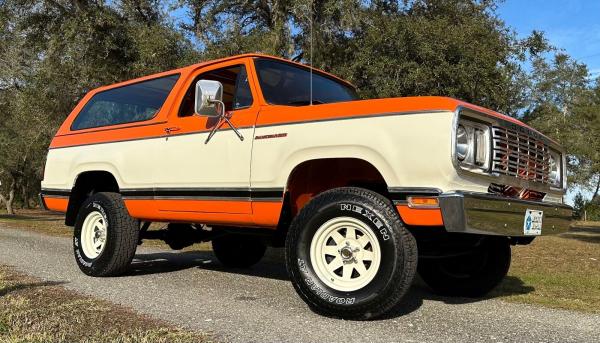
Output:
[
  {"xmin": 254, "ymin": 59, "xmax": 358, "ymax": 106},
  {"xmin": 179, "ymin": 65, "xmax": 253, "ymax": 117},
  {"xmin": 71, "ymin": 74, "xmax": 179, "ymax": 130}
]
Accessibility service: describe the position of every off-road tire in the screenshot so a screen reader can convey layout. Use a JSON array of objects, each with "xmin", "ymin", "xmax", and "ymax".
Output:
[
  {"xmin": 73, "ymin": 192, "xmax": 139, "ymax": 277},
  {"xmin": 418, "ymin": 237, "xmax": 511, "ymax": 297},
  {"xmin": 285, "ymin": 187, "xmax": 418, "ymax": 320},
  {"xmin": 212, "ymin": 235, "xmax": 267, "ymax": 268}
]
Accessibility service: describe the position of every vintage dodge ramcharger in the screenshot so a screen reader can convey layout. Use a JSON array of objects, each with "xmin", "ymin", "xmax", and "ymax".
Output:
[{"xmin": 40, "ymin": 54, "xmax": 572, "ymax": 319}]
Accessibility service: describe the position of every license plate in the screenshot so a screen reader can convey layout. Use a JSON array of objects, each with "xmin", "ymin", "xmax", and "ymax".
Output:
[{"xmin": 524, "ymin": 209, "xmax": 543, "ymax": 235}]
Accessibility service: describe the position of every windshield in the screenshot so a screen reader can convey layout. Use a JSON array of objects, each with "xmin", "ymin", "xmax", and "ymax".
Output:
[{"xmin": 254, "ymin": 59, "xmax": 358, "ymax": 106}]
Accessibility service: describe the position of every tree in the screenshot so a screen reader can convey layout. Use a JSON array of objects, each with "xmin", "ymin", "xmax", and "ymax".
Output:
[
  {"xmin": 0, "ymin": 0, "xmax": 199, "ymax": 214},
  {"xmin": 178, "ymin": 0, "xmax": 549, "ymax": 116},
  {"xmin": 524, "ymin": 53, "xmax": 600, "ymax": 203},
  {"xmin": 0, "ymin": 0, "xmax": 597, "ymax": 214}
]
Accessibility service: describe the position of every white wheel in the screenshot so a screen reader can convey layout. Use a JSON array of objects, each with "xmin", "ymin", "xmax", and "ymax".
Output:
[
  {"xmin": 309, "ymin": 216, "xmax": 382, "ymax": 292},
  {"xmin": 80, "ymin": 211, "xmax": 107, "ymax": 259}
]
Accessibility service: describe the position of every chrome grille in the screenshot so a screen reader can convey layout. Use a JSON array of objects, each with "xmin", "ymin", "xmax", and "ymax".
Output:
[{"xmin": 491, "ymin": 126, "xmax": 551, "ymax": 184}]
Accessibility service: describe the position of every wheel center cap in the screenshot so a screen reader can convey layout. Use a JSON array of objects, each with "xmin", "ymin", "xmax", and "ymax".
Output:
[{"xmin": 340, "ymin": 246, "xmax": 354, "ymax": 260}]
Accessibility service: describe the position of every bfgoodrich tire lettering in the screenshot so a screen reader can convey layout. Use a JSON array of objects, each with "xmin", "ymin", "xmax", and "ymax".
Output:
[
  {"xmin": 285, "ymin": 187, "xmax": 417, "ymax": 320},
  {"xmin": 73, "ymin": 192, "xmax": 139, "ymax": 277}
]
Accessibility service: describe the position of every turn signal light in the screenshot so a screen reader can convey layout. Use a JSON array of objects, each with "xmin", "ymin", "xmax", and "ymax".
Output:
[{"xmin": 407, "ymin": 196, "xmax": 439, "ymax": 208}]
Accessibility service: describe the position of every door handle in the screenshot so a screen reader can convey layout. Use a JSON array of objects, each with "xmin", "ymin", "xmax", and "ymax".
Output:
[{"xmin": 164, "ymin": 127, "xmax": 181, "ymax": 134}]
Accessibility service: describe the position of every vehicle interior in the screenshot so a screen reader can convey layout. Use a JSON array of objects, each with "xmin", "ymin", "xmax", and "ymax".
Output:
[{"xmin": 179, "ymin": 65, "xmax": 252, "ymax": 117}]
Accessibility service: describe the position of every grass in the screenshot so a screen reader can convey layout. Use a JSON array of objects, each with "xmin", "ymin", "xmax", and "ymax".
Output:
[
  {"xmin": 0, "ymin": 265, "xmax": 212, "ymax": 343},
  {"xmin": 491, "ymin": 230, "xmax": 600, "ymax": 313},
  {"xmin": 0, "ymin": 209, "xmax": 71, "ymax": 237},
  {"xmin": 0, "ymin": 209, "xmax": 211, "ymax": 251},
  {"xmin": 2, "ymin": 209, "xmax": 600, "ymax": 314}
]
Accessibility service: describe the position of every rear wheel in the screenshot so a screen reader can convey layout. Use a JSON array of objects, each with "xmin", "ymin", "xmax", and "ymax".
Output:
[
  {"xmin": 73, "ymin": 192, "xmax": 139, "ymax": 277},
  {"xmin": 418, "ymin": 237, "xmax": 511, "ymax": 297},
  {"xmin": 286, "ymin": 187, "xmax": 417, "ymax": 320},
  {"xmin": 212, "ymin": 234, "xmax": 267, "ymax": 268}
]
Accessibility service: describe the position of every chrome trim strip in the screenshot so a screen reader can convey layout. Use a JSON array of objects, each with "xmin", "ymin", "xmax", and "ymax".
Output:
[
  {"xmin": 123, "ymin": 187, "xmax": 284, "ymax": 201},
  {"xmin": 257, "ymin": 110, "xmax": 449, "ymax": 129},
  {"xmin": 40, "ymin": 187, "xmax": 285, "ymax": 202},
  {"xmin": 40, "ymin": 188, "xmax": 71, "ymax": 197}
]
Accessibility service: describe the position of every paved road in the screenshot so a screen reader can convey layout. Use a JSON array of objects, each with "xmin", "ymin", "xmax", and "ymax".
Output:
[{"xmin": 1, "ymin": 225, "xmax": 599, "ymax": 343}]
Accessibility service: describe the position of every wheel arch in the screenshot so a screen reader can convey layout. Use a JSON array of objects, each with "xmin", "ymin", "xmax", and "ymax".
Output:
[
  {"xmin": 65, "ymin": 170, "xmax": 121, "ymax": 226},
  {"xmin": 271, "ymin": 157, "xmax": 391, "ymax": 246}
]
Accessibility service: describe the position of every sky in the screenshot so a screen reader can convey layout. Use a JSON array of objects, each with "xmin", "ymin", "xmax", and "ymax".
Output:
[{"xmin": 497, "ymin": 0, "xmax": 600, "ymax": 78}]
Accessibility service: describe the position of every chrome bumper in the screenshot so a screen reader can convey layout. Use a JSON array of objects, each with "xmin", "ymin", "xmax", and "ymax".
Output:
[{"xmin": 438, "ymin": 191, "xmax": 572, "ymax": 236}]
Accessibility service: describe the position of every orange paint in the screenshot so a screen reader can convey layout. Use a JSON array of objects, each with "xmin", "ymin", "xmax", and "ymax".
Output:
[
  {"xmin": 251, "ymin": 202, "xmax": 285, "ymax": 227},
  {"xmin": 124, "ymin": 198, "xmax": 282, "ymax": 228},
  {"xmin": 397, "ymin": 205, "xmax": 444, "ymax": 226},
  {"xmin": 49, "ymin": 53, "xmax": 536, "ymax": 150},
  {"xmin": 43, "ymin": 197, "xmax": 69, "ymax": 213}
]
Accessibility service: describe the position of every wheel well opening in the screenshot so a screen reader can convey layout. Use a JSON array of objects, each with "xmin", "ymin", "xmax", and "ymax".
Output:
[
  {"xmin": 65, "ymin": 171, "xmax": 119, "ymax": 226},
  {"xmin": 285, "ymin": 158, "xmax": 388, "ymax": 217}
]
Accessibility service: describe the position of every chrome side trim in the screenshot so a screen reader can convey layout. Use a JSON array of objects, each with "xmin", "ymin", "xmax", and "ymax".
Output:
[{"xmin": 439, "ymin": 191, "xmax": 572, "ymax": 237}]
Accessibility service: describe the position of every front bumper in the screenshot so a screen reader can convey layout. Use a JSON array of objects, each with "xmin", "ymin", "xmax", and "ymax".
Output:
[{"xmin": 438, "ymin": 191, "xmax": 572, "ymax": 236}]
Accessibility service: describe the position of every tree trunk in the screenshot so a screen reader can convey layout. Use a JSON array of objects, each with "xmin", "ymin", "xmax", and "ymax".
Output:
[
  {"xmin": 592, "ymin": 176, "xmax": 600, "ymax": 202},
  {"xmin": 5, "ymin": 188, "xmax": 15, "ymax": 215},
  {"xmin": 21, "ymin": 183, "xmax": 30, "ymax": 209},
  {"xmin": 2, "ymin": 180, "xmax": 17, "ymax": 215}
]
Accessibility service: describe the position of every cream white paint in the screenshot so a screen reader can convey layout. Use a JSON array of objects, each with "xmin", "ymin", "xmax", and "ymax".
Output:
[
  {"xmin": 42, "ymin": 110, "xmax": 564, "ymax": 206},
  {"xmin": 251, "ymin": 111, "xmax": 491, "ymax": 194}
]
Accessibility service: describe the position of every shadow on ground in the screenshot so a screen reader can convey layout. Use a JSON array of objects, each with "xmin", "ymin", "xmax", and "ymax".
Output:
[
  {"xmin": 561, "ymin": 227, "xmax": 600, "ymax": 244},
  {"xmin": 0, "ymin": 213, "xmax": 63, "ymax": 222},
  {"xmin": 560, "ymin": 232, "xmax": 600, "ymax": 244},
  {"xmin": 128, "ymin": 248, "xmax": 535, "ymax": 319},
  {"xmin": 0, "ymin": 281, "xmax": 67, "ymax": 297}
]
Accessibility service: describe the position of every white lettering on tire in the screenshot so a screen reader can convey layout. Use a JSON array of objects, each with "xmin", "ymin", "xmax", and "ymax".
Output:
[
  {"xmin": 340, "ymin": 203, "xmax": 390, "ymax": 241},
  {"xmin": 298, "ymin": 258, "xmax": 356, "ymax": 305}
]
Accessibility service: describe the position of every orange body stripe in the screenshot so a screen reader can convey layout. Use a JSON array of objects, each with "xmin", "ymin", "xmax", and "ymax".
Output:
[
  {"xmin": 49, "ymin": 54, "xmax": 538, "ymax": 150},
  {"xmin": 124, "ymin": 199, "xmax": 282, "ymax": 228},
  {"xmin": 151, "ymin": 199, "xmax": 252, "ymax": 214},
  {"xmin": 251, "ymin": 202, "xmax": 284, "ymax": 227},
  {"xmin": 396, "ymin": 205, "xmax": 444, "ymax": 226},
  {"xmin": 43, "ymin": 197, "xmax": 69, "ymax": 213}
]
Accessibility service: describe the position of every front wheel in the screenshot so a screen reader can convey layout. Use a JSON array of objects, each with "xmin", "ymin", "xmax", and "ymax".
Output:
[
  {"xmin": 286, "ymin": 187, "xmax": 417, "ymax": 320},
  {"xmin": 418, "ymin": 237, "xmax": 511, "ymax": 297},
  {"xmin": 73, "ymin": 192, "xmax": 139, "ymax": 277}
]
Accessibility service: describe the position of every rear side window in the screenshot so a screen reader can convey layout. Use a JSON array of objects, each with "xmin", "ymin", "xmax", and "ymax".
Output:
[{"xmin": 71, "ymin": 74, "xmax": 179, "ymax": 131}]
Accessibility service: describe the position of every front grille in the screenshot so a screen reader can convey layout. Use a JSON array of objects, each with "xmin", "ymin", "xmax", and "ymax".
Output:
[{"xmin": 491, "ymin": 126, "xmax": 551, "ymax": 184}]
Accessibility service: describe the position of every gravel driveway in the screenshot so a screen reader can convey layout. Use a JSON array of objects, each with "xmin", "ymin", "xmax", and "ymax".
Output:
[{"xmin": 1, "ymin": 225, "xmax": 599, "ymax": 343}]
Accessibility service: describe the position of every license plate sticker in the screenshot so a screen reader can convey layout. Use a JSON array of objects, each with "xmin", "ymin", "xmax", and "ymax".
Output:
[{"xmin": 524, "ymin": 209, "xmax": 543, "ymax": 235}]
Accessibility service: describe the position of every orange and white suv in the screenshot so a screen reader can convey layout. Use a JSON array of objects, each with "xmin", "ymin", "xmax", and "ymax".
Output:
[{"xmin": 40, "ymin": 54, "xmax": 572, "ymax": 319}]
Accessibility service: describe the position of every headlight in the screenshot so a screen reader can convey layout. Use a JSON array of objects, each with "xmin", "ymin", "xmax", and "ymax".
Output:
[
  {"xmin": 456, "ymin": 125, "xmax": 469, "ymax": 161},
  {"xmin": 455, "ymin": 119, "xmax": 490, "ymax": 171},
  {"xmin": 549, "ymin": 150, "xmax": 562, "ymax": 187}
]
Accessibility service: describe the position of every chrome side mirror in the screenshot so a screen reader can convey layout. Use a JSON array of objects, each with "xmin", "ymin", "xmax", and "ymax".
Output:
[{"xmin": 194, "ymin": 79, "xmax": 223, "ymax": 117}]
